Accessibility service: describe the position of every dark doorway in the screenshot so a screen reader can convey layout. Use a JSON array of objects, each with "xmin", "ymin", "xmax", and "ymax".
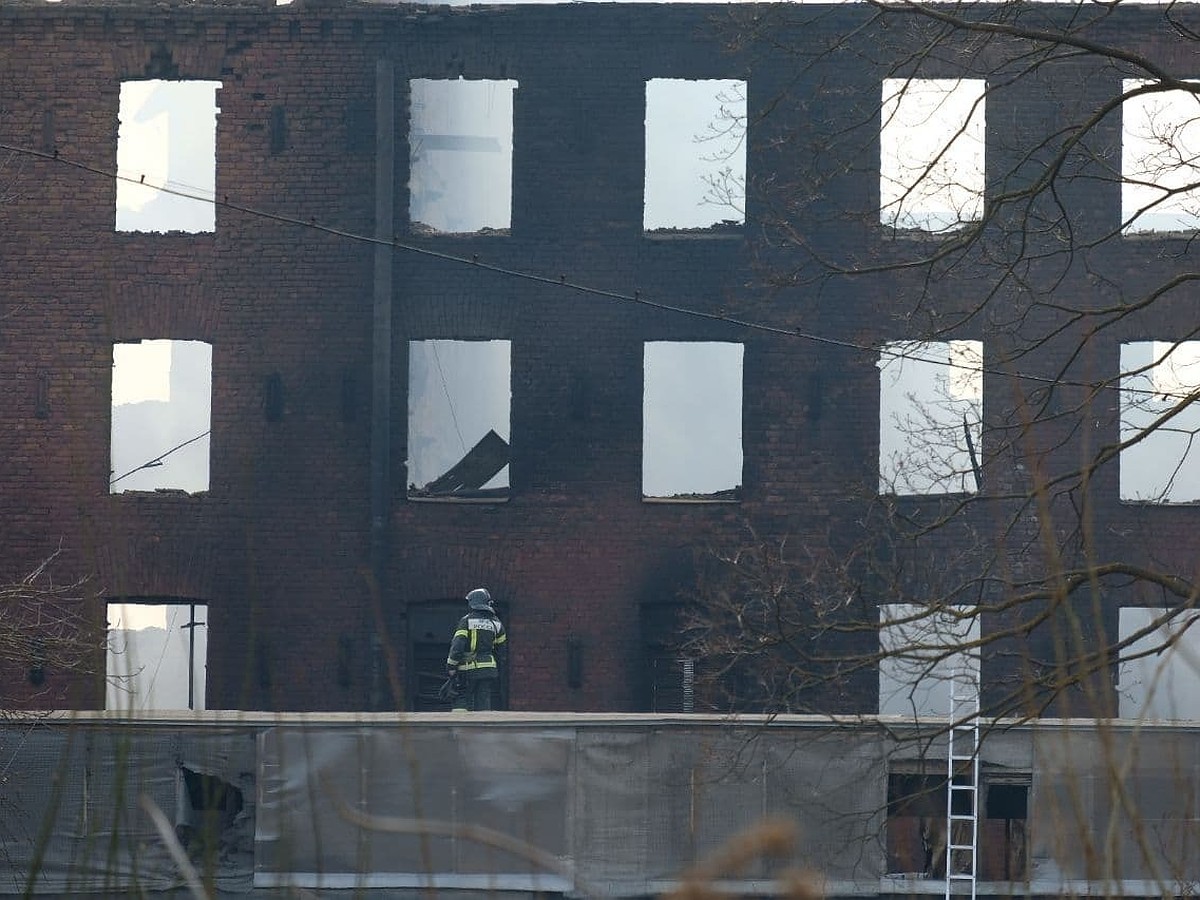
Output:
[{"xmin": 407, "ymin": 599, "xmax": 509, "ymax": 711}]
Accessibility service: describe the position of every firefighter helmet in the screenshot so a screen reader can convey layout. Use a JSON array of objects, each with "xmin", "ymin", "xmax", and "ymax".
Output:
[{"xmin": 466, "ymin": 587, "xmax": 493, "ymax": 610}]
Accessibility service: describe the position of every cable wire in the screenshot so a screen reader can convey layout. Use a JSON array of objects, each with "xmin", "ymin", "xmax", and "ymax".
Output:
[{"xmin": 109, "ymin": 430, "xmax": 210, "ymax": 487}]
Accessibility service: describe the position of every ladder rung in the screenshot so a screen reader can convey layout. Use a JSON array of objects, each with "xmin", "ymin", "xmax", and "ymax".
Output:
[
  {"xmin": 948, "ymin": 843, "xmax": 975, "ymax": 851},
  {"xmin": 949, "ymin": 813, "xmax": 975, "ymax": 821}
]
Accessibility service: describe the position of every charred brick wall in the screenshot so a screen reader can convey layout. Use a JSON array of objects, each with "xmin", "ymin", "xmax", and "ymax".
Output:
[{"xmin": 2, "ymin": 1, "xmax": 1198, "ymax": 713}]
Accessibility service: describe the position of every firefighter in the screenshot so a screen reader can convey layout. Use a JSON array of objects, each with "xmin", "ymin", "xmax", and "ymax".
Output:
[{"xmin": 445, "ymin": 588, "xmax": 506, "ymax": 711}]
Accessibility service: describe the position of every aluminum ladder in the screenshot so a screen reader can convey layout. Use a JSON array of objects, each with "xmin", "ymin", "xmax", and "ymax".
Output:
[{"xmin": 945, "ymin": 660, "xmax": 979, "ymax": 900}]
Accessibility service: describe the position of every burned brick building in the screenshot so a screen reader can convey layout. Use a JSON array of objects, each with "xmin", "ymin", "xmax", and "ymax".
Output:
[{"xmin": 3, "ymin": 0, "xmax": 1200, "ymax": 717}]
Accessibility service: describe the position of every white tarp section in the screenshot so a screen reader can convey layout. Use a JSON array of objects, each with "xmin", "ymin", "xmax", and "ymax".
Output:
[
  {"xmin": 255, "ymin": 721, "xmax": 881, "ymax": 893},
  {"xmin": 256, "ymin": 725, "xmax": 574, "ymax": 891}
]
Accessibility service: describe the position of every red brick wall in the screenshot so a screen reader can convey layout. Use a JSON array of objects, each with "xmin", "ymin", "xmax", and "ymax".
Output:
[{"xmin": 1, "ymin": 2, "xmax": 1197, "ymax": 713}]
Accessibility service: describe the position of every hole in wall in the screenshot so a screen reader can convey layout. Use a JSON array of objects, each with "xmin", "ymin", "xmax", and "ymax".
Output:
[
  {"xmin": 407, "ymin": 339, "xmax": 511, "ymax": 498},
  {"xmin": 880, "ymin": 78, "xmax": 985, "ymax": 233},
  {"xmin": 878, "ymin": 602, "xmax": 979, "ymax": 718},
  {"xmin": 1121, "ymin": 79, "xmax": 1200, "ymax": 233},
  {"xmin": 1120, "ymin": 340, "xmax": 1200, "ymax": 502},
  {"xmin": 110, "ymin": 339, "xmax": 212, "ymax": 494},
  {"xmin": 642, "ymin": 341, "xmax": 743, "ymax": 499},
  {"xmin": 878, "ymin": 340, "xmax": 982, "ymax": 495},
  {"xmin": 116, "ymin": 80, "xmax": 221, "ymax": 233},
  {"xmin": 408, "ymin": 78, "xmax": 517, "ymax": 234},
  {"xmin": 1117, "ymin": 606, "xmax": 1200, "ymax": 720},
  {"xmin": 106, "ymin": 601, "xmax": 208, "ymax": 711},
  {"xmin": 644, "ymin": 78, "xmax": 746, "ymax": 231}
]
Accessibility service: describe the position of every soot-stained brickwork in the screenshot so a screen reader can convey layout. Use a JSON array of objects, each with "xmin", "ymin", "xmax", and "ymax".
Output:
[{"xmin": 2, "ymin": 0, "xmax": 1199, "ymax": 713}]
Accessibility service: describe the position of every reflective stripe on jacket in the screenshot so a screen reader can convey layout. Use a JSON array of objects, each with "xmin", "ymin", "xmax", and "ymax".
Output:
[{"xmin": 447, "ymin": 611, "xmax": 506, "ymax": 672}]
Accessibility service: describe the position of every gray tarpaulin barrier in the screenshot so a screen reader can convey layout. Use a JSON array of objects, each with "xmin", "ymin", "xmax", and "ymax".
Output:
[
  {"xmin": 4, "ymin": 714, "xmax": 1200, "ymax": 896},
  {"xmin": 256, "ymin": 723, "xmax": 573, "ymax": 891},
  {"xmin": 251, "ymin": 719, "xmax": 888, "ymax": 894},
  {"xmin": 0, "ymin": 720, "xmax": 254, "ymax": 894}
]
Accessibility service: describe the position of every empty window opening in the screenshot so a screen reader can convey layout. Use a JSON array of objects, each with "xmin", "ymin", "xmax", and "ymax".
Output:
[
  {"xmin": 880, "ymin": 78, "xmax": 985, "ymax": 233},
  {"xmin": 1120, "ymin": 341, "xmax": 1200, "ymax": 502},
  {"xmin": 878, "ymin": 340, "xmax": 983, "ymax": 495},
  {"xmin": 982, "ymin": 781, "xmax": 1029, "ymax": 881},
  {"xmin": 1117, "ymin": 607, "xmax": 1200, "ymax": 720},
  {"xmin": 886, "ymin": 770, "xmax": 1028, "ymax": 880},
  {"xmin": 106, "ymin": 602, "xmax": 207, "ymax": 711},
  {"xmin": 409, "ymin": 78, "xmax": 517, "ymax": 234},
  {"xmin": 1122, "ymin": 80, "xmax": 1200, "ymax": 233},
  {"xmin": 407, "ymin": 340, "xmax": 510, "ymax": 499},
  {"xmin": 879, "ymin": 603, "xmax": 980, "ymax": 719},
  {"xmin": 643, "ymin": 341, "xmax": 743, "ymax": 499},
  {"xmin": 110, "ymin": 339, "xmax": 211, "ymax": 494},
  {"xmin": 116, "ymin": 80, "xmax": 220, "ymax": 233},
  {"xmin": 644, "ymin": 79, "xmax": 746, "ymax": 231},
  {"xmin": 886, "ymin": 772, "xmax": 958, "ymax": 878}
]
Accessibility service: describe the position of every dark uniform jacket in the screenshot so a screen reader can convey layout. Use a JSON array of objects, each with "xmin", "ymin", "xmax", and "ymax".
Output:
[{"xmin": 447, "ymin": 610, "xmax": 506, "ymax": 679}]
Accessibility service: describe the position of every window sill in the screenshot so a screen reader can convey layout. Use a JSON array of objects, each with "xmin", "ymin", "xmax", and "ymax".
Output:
[
  {"xmin": 114, "ymin": 229, "xmax": 217, "ymax": 238},
  {"xmin": 1120, "ymin": 228, "xmax": 1200, "ymax": 239},
  {"xmin": 880, "ymin": 876, "xmax": 1030, "ymax": 894},
  {"xmin": 407, "ymin": 494, "xmax": 511, "ymax": 504},
  {"xmin": 642, "ymin": 494, "xmax": 741, "ymax": 505},
  {"xmin": 1119, "ymin": 498, "xmax": 1200, "ymax": 506},
  {"xmin": 643, "ymin": 227, "xmax": 743, "ymax": 241},
  {"xmin": 879, "ymin": 223, "xmax": 979, "ymax": 240},
  {"xmin": 880, "ymin": 491, "xmax": 979, "ymax": 499},
  {"xmin": 409, "ymin": 225, "xmax": 511, "ymax": 238},
  {"xmin": 110, "ymin": 489, "xmax": 208, "ymax": 497}
]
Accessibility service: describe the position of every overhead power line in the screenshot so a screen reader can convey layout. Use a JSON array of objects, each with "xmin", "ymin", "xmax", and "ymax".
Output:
[{"xmin": 109, "ymin": 430, "xmax": 210, "ymax": 487}]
